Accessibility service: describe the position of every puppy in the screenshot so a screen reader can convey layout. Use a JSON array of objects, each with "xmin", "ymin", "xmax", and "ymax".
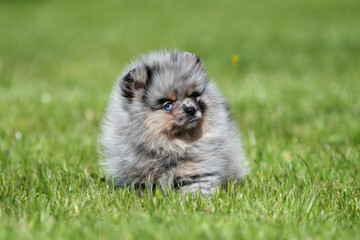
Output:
[{"xmin": 100, "ymin": 51, "xmax": 248, "ymax": 194}]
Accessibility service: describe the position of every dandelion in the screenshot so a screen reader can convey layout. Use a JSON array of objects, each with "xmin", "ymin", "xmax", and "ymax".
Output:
[{"xmin": 231, "ymin": 54, "xmax": 240, "ymax": 68}]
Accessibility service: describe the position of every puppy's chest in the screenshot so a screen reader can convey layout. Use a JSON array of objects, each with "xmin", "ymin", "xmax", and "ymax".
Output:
[
  {"xmin": 134, "ymin": 149, "xmax": 196, "ymax": 176},
  {"xmin": 141, "ymin": 151, "xmax": 191, "ymax": 170}
]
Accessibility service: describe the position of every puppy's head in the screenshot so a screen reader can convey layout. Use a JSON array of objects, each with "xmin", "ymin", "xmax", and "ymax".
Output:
[{"xmin": 120, "ymin": 52, "xmax": 209, "ymax": 141}]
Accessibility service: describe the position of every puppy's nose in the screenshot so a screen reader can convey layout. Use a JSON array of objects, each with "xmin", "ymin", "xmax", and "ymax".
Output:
[{"xmin": 184, "ymin": 106, "xmax": 196, "ymax": 116}]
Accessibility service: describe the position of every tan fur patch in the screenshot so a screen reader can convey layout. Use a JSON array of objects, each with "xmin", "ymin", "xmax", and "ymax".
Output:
[
  {"xmin": 166, "ymin": 92, "xmax": 177, "ymax": 101},
  {"xmin": 144, "ymin": 103, "xmax": 205, "ymax": 144},
  {"xmin": 144, "ymin": 110, "xmax": 176, "ymax": 137},
  {"xmin": 185, "ymin": 85, "xmax": 196, "ymax": 98}
]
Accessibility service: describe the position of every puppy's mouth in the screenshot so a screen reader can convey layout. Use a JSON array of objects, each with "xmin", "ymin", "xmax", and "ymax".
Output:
[
  {"xmin": 184, "ymin": 117, "xmax": 198, "ymax": 128},
  {"xmin": 177, "ymin": 115, "xmax": 201, "ymax": 129},
  {"xmin": 173, "ymin": 101, "xmax": 204, "ymax": 130}
]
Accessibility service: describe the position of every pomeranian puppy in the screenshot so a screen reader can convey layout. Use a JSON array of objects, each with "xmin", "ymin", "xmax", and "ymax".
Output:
[{"xmin": 100, "ymin": 51, "xmax": 248, "ymax": 194}]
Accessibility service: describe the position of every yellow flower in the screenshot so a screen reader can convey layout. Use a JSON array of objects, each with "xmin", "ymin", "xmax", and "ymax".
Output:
[{"xmin": 231, "ymin": 54, "xmax": 240, "ymax": 68}]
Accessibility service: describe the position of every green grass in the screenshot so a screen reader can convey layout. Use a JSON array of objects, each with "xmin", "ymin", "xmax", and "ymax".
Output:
[{"xmin": 1, "ymin": 0, "xmax": 359, "ymax": 239}]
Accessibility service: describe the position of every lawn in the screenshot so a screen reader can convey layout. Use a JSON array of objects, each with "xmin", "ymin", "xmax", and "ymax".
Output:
[{"xmin": 0, "ymin": 0, "xmax": 359, "ymax": 239}]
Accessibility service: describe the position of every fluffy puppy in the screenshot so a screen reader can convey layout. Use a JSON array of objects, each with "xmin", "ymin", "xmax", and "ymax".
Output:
[{"xmin": 100, "ymin": 50, "xmax": 248, "ymax": 194}]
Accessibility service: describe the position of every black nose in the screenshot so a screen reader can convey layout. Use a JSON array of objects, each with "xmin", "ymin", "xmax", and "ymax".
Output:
[{"xmin": 184, "ymin": 106, "xmax": 196, "ymax": 116}]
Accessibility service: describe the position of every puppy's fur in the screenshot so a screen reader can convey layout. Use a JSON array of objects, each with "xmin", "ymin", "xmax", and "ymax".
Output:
[{"xmin": 100, "ymin": 51, "xmax": 248, "ymax": 194}]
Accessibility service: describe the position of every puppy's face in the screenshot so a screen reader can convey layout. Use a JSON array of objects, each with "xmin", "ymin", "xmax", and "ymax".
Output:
[
  {"xmin": 144, "ymin": 86, "xmax": 207, "ymax": 138},
  {"xmin": 120, "ymin": 52, "xmax": 209, "ymax": 140}
]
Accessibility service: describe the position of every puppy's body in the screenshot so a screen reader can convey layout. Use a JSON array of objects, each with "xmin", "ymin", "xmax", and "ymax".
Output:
[{"xmin": 100, "ymin": 51, "xmax": 248, "ymax": 194}]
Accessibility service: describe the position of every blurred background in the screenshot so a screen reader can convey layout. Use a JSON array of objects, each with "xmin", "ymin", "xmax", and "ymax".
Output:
[
  {"xmin": 0, "ymin": 0, "xmax": 359, "ymax": 181},
  {"xmin": 1, "ymin": 0, "xmax": 359, "ymax": 86}
]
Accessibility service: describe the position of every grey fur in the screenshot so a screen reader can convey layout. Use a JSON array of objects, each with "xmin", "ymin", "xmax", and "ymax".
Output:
[{"xmin": 100, "ymin": 50, "xmax": 248, "ymax": 194}]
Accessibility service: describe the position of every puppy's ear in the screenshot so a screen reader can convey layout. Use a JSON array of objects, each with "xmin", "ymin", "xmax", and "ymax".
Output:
[
  {"xmin": 184, "ymin": 52, "xmax": 204, "ymax": 70},
  {"xmin": 121, "ymin": 65, "xmax": 153, "ymax": 100}
]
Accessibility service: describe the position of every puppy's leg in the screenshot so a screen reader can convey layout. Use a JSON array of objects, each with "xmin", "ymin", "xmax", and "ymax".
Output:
[
  {"xmin": 174, "ymin": 158, "xmax": 224, "ymax": 194},
  {"xmin": 173, "ymin": 174, "xmax": 221, "ymax": 195}
]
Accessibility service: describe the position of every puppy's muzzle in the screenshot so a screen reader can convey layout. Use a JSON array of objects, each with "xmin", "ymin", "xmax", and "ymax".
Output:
[
  {"xmin": 179, "ymin": 100, "xmax": 202, "ymax": 128},
  {"xmin": 183, "ymin": 106, "xmax": 196, "ymax": 116},
  {"xmin": 182, "ymin": 100, "xmax": 198, "ymax": 117}
]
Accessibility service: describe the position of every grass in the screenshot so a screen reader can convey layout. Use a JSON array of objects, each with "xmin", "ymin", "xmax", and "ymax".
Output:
[{"xmin": 0, "ymin": 0, "xmax": 359, "ymax": 239}]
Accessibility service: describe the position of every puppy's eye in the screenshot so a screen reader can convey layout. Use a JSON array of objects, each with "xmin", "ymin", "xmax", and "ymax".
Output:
[
  {"xmin": 189, "ymin": 91, "xmax": 200, "ymax": 99},
  {"xmin": 163, "ymin": 102, "xmax": 173, "ymax": 111}
]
